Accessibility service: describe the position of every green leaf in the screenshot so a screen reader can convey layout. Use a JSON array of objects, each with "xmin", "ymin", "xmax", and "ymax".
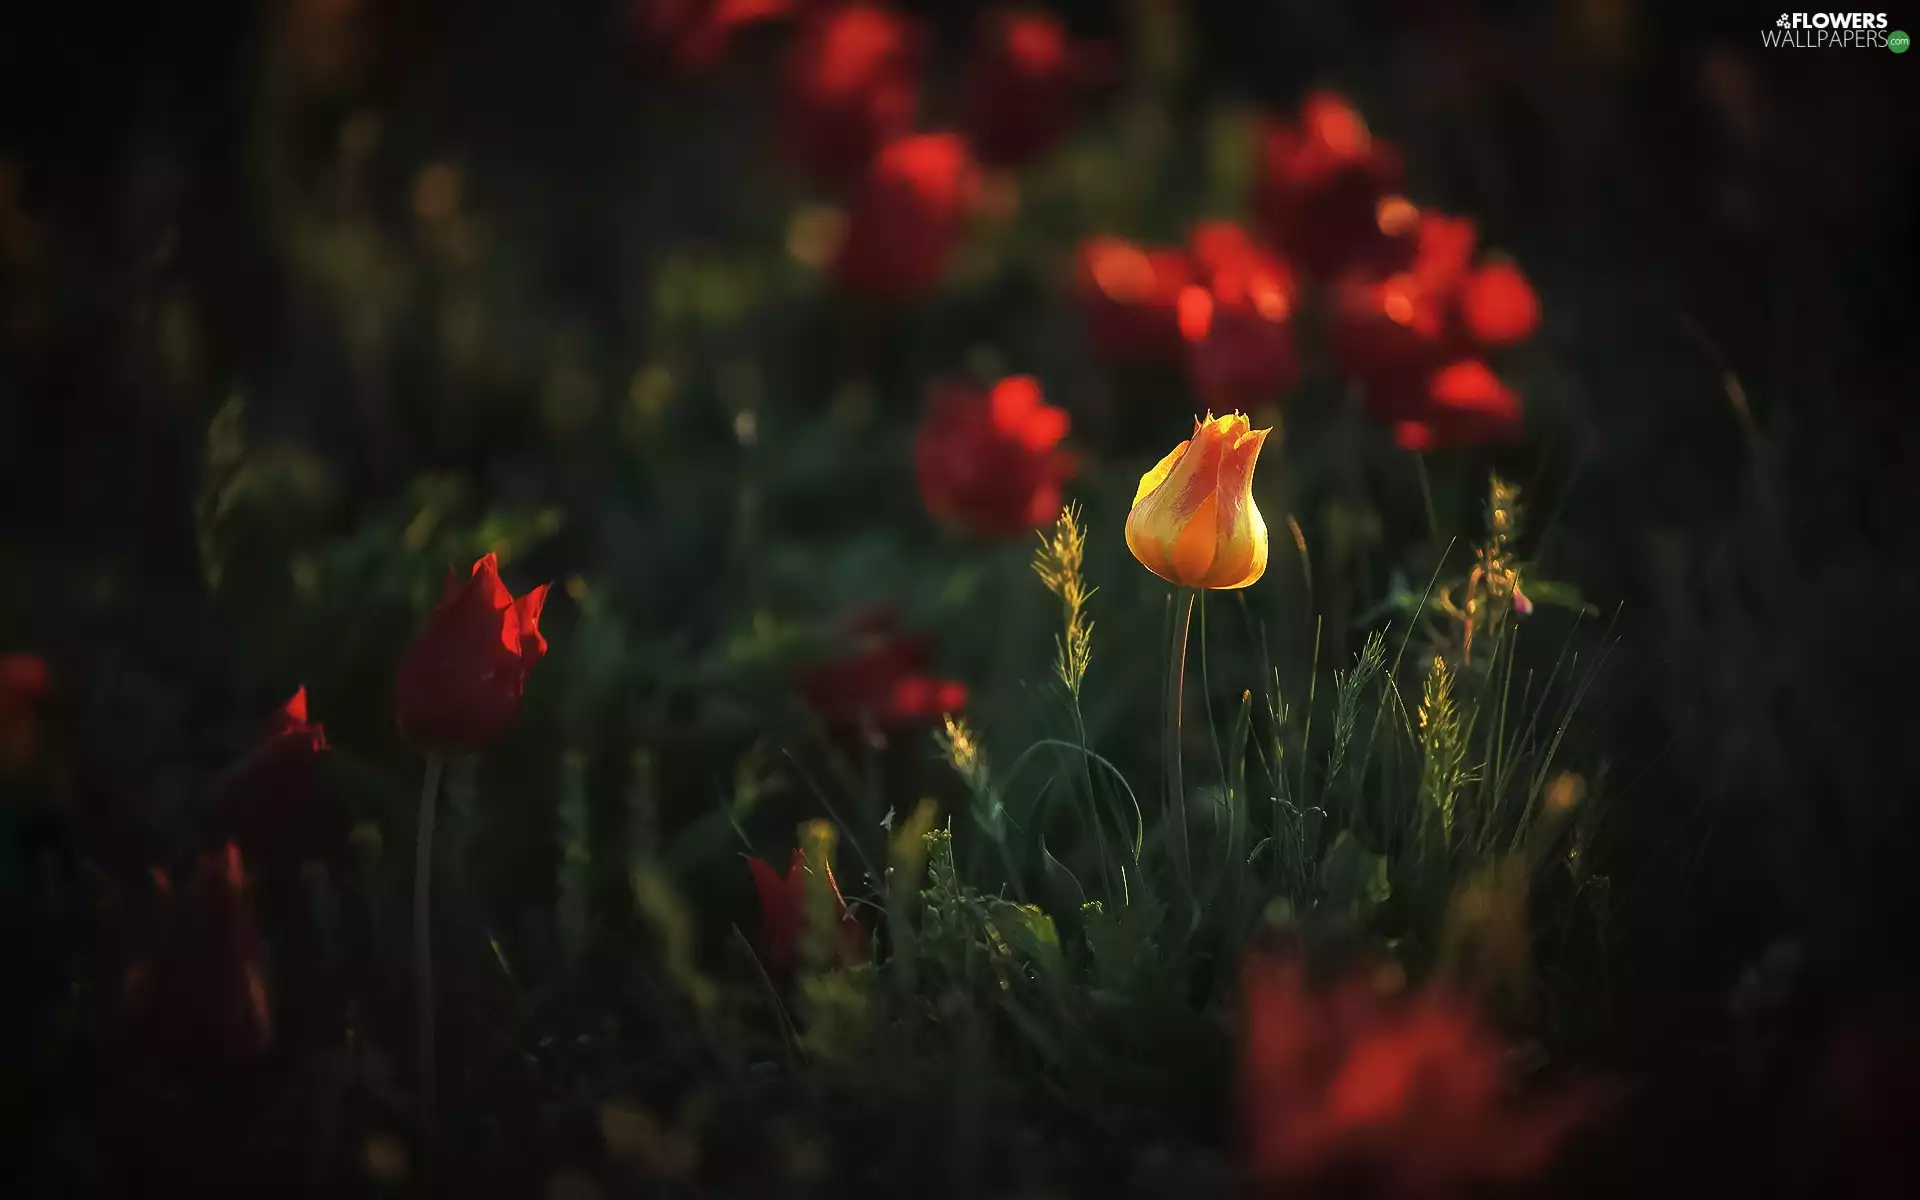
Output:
[
  {"xmin": 1319, "ymin": 830, "xmax": 1392, "ymax": 917},
  {"xmin": 1083, "ymin": 894, "xmax": 1162, "ymax": 993},
  {"xmin": 1520, "ymin": 578, "xmax": 1599, "ymax": 616},
  {"xmin": 992, "ymin": 903, "xmax": 1064, "ymax": 978}
]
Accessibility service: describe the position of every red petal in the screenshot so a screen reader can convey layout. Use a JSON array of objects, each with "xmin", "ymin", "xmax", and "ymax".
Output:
[
  {"xmin": 1460, "ymin": 262, "xmax": 1541, "ymax": 347},
  {"xmin": 1178, "ymin": 286, "xmax": 1215, "ymax": 343},
  {"xmin": 1394, "ymin": 421, "xmax": 1437, "ymax": 451},
  {"xmin": 515, "ymin": 583, "xmax": 552, "ymax": 663},
  {"xmin": 890, "ymin": 675, "xmax": 934, "ymax": 717},
  {"xmin": 222, "ymin": 842, "xmax": 247, "ymax": 891},
  {"xmin": 988, "ymin": 375, "xmax": 1043, "ymax": 432},
  {"xmin": 1018, "ymin": 401, "xmax": 1069, "ymax": 452}
]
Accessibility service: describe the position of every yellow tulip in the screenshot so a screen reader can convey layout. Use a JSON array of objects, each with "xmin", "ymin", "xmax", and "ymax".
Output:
[{"xmin": 1125, "ymin": 412, "xmax": 1272, "ymax": 590}]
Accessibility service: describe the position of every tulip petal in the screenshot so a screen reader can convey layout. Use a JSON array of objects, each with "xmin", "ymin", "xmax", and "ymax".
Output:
[
  {"xmin": 1169, "ymin": 492, "xmax": 1221, "ymax": 583},
  {"xmin": 1133, "ymin": 440, "xmax": 1189, "ymax": 508},
  {"xmin": 515, "ymin": 584, "xmax": 552, "ymax": 663},
  {"xmin": 1127, "ymin": 427, "xmax": 1223, "ymax": 585},
  {"xmin": 1213, "ymin": 501, "xmax": 1269, "ymax": 589},
  {"xmin": 1128, "ymin": 415, "xmax": 1272, "ymax": 589},
  {"xmin": 1202, "ymin": 427, "xmax": 1269, "ymax": 589}
]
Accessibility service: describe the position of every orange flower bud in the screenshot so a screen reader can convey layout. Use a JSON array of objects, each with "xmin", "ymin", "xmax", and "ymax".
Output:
[{"xmin": 1125, "ymin": 412, "xmax": 1272, "ymax": 590}]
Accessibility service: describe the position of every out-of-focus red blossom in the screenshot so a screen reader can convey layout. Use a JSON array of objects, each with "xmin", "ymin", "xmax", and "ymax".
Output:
[
  {"xmin": 915, "ymin": 375, "xmax": 1074, "ymax": 538},
  {"xmin": 1329, "ymin": 208, "xmax": 1480, "ymax": 375},
  {"xmin": 797, "ymin": 608, "xmax": 965, "ymax": 730},
  {"xmin": 783, "ymin": 3, "xmax": 921, "ymax": 184},
  {"xmin": 1240, "ymin": 952, "xmax": 1598, "ymax": 1196},
  {"xmin": 0, "ymin": 652, "xmax": 50, "ymax": 770},
  {"xmin": 747, "ymin": 845, "xmax": 868, "ymax": 974},
  {"xmin": 1327, "ymin": 205, "xmax": 1539, "ymax": 449},
  {"xmin": 1179, "ymin": 221, "xmax": 1301, "ymax": 410},
  {"xmin": 213, "ymin": 687, "xmax": 340, "ymax": 878},
  {"xmin": 394, "ymin": 553, "xmax": 551, "ymax": 756},
  {"xmin": 1255, "ymin": 91, "xmax": 1406, "ymax": 281},
  {"xmin": 1371, "ymin": 361, "xmax": 1525, "ymax": 451},
  {"xmin": 962, "ymin": 9, "xmax": 1113, "ymax": 167},
  {"xmin": 635, "ymin": 0, "xmax": 798, "ymax": 70},
  {"xmin": 1074, "ymin": 236, "xmax": 1194, "ymax": 364},
  {"xmin": 832, "ymin": 132, "xmax": 979, "ymax": 299},
  {"xmin": 1459, "ymin": 260, "xmax": 1542, "ymax": 348},
  {"xmin": 124, "ymin": 844, "xmax": 273, "ymax": 1063}
]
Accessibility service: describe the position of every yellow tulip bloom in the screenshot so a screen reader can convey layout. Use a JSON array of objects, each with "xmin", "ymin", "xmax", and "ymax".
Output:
[{"xmin": 1125, "ymin": 412, "xmax": 1272, "ymax": 590}]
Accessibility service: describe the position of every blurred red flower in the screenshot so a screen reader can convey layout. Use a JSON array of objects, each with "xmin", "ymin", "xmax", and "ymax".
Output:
[
  {"xmin": 1180, "ymin": 221, "xmax": 1301, "ymax": 410},
  {"xmin": 963, "ymin": 9, "xmax": 1111, "ymax": 167},
  {"xmin": 1324, "ymin": 205, "xmax": 1538, "ymax": 449},
  {"xmin": 0, "ymin": 651, "xmax": 49, "ymax": 770},
  {"xmin": 1240, "ymin": 951, "xmax": 1597, "ymax": 1195},
  {"xmin": 394, "ymin": 553, "xmax": 551, "ymax": 756},
  {"xmin": 1329, "ymin": 208, "xmax": 1479, "ymax": 375},
  {"xmin": 797, "ymin": 608, "xmax": 965, "ymax": 730},
  {"xmin": 1075, "ymin": 236, "xmax": 1194, "ymax": 364},
  {"xmin": 212, "ymin": 687, "xmax": 340, "ymax": 879},
  {"xmin": 783, "ymin": 3, "xmax": 921, "ymax": 185},
  {"xmin": 916, "ymin": 375, "xmax": 1074, "ymax": 538},
  {"xmin": 1255, "ymin": 91, "xmax": 1406, "ymax": 281},
  {"xmin": 747, "ymin": 842, "xmax": 868, "ymax": 974},
  {"xmin": 832, "ymin": 131, "xmax": 979, "ymax": 299},
  {"xmin": 124, "ymin": 844, "xmax": 274, "ymax": 1063},
  {"xmin": 1459, "ymin": 259, "xmax": 1542, "ymax": 348},
  {"xmin": 635, "ymin": 0, "xmax": 798, "ymax": 70},
  {"xmin": 1370, "ymin": 360, "xmax": 1525, "ymax": 451}
]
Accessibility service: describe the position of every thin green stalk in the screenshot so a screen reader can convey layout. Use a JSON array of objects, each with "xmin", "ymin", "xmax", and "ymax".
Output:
[
  {"xmin": 1069, "ymin": 702, "xmax": 1115, "ymax": 898},
  {"xmin": 1199, "ymin": 591, "xmax": 1228, "ymax": 801},
  {"xmin": 1165, "ymin": 587, "xmax": 1197, "ymax": 916},
  {"xmin": 414, "ymin": 753, "xmax": 445, "ymax": 1190},
  {"xmin": 1295, "ymin": 616, "xmax": 1322, "ymax": 814},
  {"xmin": 997, "ymin": 739, "xmax": 1144, "ymax": 862},
  {"xmin": 1413, "ymin": 452, "xmax": 1439, "ymax": 544}
]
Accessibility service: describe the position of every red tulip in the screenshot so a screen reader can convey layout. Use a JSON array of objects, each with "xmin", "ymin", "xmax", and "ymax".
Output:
[
  {"xmin": 782, "ymin": 3, "xmax": 921, "ymax": 184},
  {"xmin": 963, "ymin": 9, "xmax": 1110, "ymax": 167},
  {"xmin": 1074, "ymin": 236, "xmax": 1194, "ymax": 364},
  {"xmin": 125, "ymin": 844, "xmax": 274, "ymax": 1062},
  {"xmin": 635, "ymin": 0, "xmax": 798, "ymax": 70},
  {"xmin": 832, "ymin": 132, "xmax": 979, "ymax": 299},
  {"xmin": 1370, "ymin": 360, "xmax": 1524, "ymax": 451},
  {"xmin": 916, "ymin": 375, "xmax": 1074, "ymax": 538},
  {"xmin": 1180, "ymin": 222, "xmax": 1301, "ymax": 410},
  {"xmin": 1328, "ymin": 206, "xmax": 1538, "ymax": 454},
  {"xmin": 1255, "ymin": 91, "xmax": 1406, "ymax": 281},
  {"xmin": 797, "ymin": 609, "xmax": 965, "ymax": 729},
  {"xmin": 0, "ymin": 651, "xmax": 49, "ymax": 770},
  {"xmin": 213, "ymin": 687, "xmax": 338, "ymax": 878},
  {"xmin": 747, "ymin": 839, "xmax": 868, "ymax": 974},
  {"xmin": 1240, "ymin": 952, "xmax": 1596, "ymax": 1194},
  {"xmin": 1329, "ymin": 208, "xmax": 1479, "ymax": 376},
  {"xmin": 394, "ymin": 553, "xmax": 551, "ymax": 755}
]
